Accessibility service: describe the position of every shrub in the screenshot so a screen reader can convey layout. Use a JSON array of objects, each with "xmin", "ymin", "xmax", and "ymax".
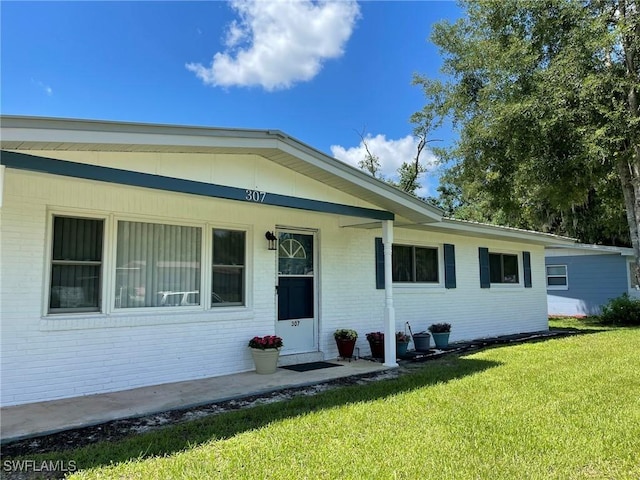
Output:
[{"xmin": 599, "ymin": 293, "xmax": 640, "ymax": 326}]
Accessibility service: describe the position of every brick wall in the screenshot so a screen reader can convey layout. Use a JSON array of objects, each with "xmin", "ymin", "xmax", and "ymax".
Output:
[{"xmin": 1, "ymin": 164, "xmax": 548, "ymax": 406}]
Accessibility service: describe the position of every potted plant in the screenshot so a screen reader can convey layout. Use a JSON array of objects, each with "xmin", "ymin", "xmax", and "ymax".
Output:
[
  {"xmin": 412, "ymin": 331, "xmax": 431, "ymax": 351},
  {"xmin": 334, "ymin": 329, "xmax": 358, "ymax": 359},
  {"xmin": 248, "ymin": 335, "xmax": 283, "ymax": 374},
  {"xmin": 366, "ymin": 331, "xmax": 385, "ymax": 360},
  {"xmin": 428, "ymin": 323, "xmax": 451, "ymax": 349},
  {"xmin": 395, "ymin": 331, "xmax": 411, "ymax": 357}
]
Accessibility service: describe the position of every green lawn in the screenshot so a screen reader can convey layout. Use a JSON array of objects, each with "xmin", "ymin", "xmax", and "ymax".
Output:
[{"xmin": 12, "ymin": 324, "xmax": 640, "ymax": 479}]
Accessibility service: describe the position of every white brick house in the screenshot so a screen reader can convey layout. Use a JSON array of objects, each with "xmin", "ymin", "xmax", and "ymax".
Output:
[{"xmin": 0, "ymin": 116, "xmax": 574, "ymax": 407}]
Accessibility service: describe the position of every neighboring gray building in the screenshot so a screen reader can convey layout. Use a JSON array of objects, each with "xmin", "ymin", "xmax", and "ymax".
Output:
[{"xmin": 545, "ymin": 244, "xmax": 638, "ymax": 316}]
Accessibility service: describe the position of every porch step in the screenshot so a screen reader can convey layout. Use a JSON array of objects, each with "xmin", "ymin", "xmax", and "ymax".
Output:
[{"xmin": 278, "ymin": 351, "xmax": 324, "ymax": 367}]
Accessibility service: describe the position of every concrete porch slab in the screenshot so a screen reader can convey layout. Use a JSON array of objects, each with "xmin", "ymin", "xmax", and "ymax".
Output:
[{"xmin": 1, "ymin": 359, "xmax": 390, "ymax": 443}]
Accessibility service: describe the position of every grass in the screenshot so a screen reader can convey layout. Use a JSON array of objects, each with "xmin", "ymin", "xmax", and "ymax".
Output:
[
  {"xmin": 548, "ymin": 315, "xmax": 608, "ymax": 330},
  {"xmin": 9, "ymin": 324, "xmax": 640, "ymax": 479}
]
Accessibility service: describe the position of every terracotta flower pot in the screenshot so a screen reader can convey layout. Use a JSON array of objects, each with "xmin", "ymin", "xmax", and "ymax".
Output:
[{"xmin": 335, "ymin": 338, "xmax": 356, "ymax": 359}]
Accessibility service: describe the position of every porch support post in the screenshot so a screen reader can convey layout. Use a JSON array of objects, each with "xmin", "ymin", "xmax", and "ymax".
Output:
[
  {"xmin": 382, "ymin": 219, "xmax": 398, "ymax": 367},
  {"xmin": 0, "ymin": 165, "xmax": 4, "ymax": 208}
]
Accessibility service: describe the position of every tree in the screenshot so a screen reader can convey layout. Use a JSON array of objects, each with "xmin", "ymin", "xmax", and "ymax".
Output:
[
  {"xmin": 355, "ymin": 128, "xmax": 383, "ymax": 178},
  {"xmin": 413, "ymin": 0, "xmax": 639, "ymax": 265},
  {"xmin": 356, "ymin": 126, "xmax": 432, "ymax": 197}
]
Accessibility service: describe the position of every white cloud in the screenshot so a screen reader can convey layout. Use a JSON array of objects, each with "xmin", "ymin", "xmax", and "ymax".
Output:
[
  {"xmin": 31, "ymin": 79, "xmax": 52, "ymax": 96},
  {"xmin": 331, "ymin": 134, "xmax": 439, "ymax": 197},
  {"xmin": 186, "ymin": 0, "xmax": 360, "ymax": 91}
]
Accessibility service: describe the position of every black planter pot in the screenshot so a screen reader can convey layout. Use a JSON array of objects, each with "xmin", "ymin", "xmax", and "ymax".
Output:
[
  {"xmin": 368, "ymin": 340, "xmax": 385, "ymax": 360},
  {"xmin": 413, "ymin": 332, "xmax": 431, "ymax": 351}
]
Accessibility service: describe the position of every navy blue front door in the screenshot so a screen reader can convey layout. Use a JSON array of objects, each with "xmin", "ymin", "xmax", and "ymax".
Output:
[{"xmin": 278, "ymin": 277, "xmax": 313, "ymax": 320}]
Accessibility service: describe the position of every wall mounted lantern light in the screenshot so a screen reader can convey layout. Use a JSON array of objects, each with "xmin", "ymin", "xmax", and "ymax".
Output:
[{"xmin": 265, "ymin": 231, "xmax": 277, "ymax": 251}]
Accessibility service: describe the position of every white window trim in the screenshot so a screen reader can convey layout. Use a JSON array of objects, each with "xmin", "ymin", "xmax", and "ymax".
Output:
[
  {"xmin": 43, "ymin": 208, "xmax": 110, "ymax": 317},
  {"xmin": 392, "ymin": 241, "xmax": 444, "ymax": 289},
  {"xmin": 546, "ymin": 264, "xmax": 568, "ymax": 291},
  {"xmin": 109, "ymin": 215, "xmax": 207, "ymax": 314},
  {"xmin": 43, "ymin": 209, "xmax": 253, "ymax": 324},
  {"xmin": 488, "ymin": 249, "xmax": 523, "ymax": 287}
]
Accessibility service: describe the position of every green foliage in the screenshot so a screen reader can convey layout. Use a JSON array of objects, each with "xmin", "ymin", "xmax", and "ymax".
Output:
[
  {"xmin": 599, "ymin": 293, "xmax": 640, "ymax": 326},
  {"xmin": 17, "ymin": 328, "xmax": 640, "ymax": 479},
  {"xmin": 333, "ymin": 329, "xmax": 358, "ymax": 340},
  {"xmin": 414, "ymin": 0, "xmax": 639, "ymax": 246}
]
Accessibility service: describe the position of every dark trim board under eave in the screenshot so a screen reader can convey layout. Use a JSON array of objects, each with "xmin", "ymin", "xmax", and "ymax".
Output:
[{"xmin": 0, "ymin": 150, "xmax": 394, "ymax": 221}]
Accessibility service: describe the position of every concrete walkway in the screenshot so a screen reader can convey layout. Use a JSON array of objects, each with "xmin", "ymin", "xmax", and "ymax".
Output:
[{"xmin": 1, "ymin": 360, "xmax": 389, "ymax": 443}]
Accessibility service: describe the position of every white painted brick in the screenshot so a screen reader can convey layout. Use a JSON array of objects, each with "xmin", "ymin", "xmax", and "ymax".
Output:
[{"xmin": 1, "ymin": 165, "xmax": 550, "ymax": 406}]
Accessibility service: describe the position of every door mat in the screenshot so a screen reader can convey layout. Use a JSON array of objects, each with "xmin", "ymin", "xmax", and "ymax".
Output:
[{"xmin": 280, "ymin": 361, "xmax": 343, "ymax": 372}]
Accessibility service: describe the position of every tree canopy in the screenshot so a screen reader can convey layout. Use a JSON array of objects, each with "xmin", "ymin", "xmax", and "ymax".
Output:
[{"xmin": 413, "ymin": 0, "xmax": 639, "ymax": 248}]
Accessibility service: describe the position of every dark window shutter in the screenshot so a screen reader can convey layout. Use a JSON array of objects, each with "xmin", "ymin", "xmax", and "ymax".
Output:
[
  {"xmin": 375, "ymin": 237, "xmax": 385, "ymax": 289},
  {"xmin": 479, "ymin": 247, "xmax": 490, "ymax": 288},
  {"xmin": 523, "ymin": 251, "xmax": 532, "ymax": 288},
  {"xmin": 444, "ymin": 243, "xmax": 456, "ymax": 289}
]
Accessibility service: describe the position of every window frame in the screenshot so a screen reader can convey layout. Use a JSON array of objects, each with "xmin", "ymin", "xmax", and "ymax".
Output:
[
  {"xmin": 211, "ymin": 228, "xmax": 246, "ymax": 307},
  {"xmin": 489, "ymin": 252, "xmax": 520, "ymax": 285},
  {"xmin": 46, "ymin": 212, "xmax": 107, "ymax": 315},
  {"xmin": 546, "ymin": 264, "xmax": 568, "ymax": 290},
  {"xmin": 45, "ymin": 210, "xmax": 251, "ymax": 318},
  {"xmin": 391, "ymin": 243, "xmax": 441, "ymax": 285},
  {"xmin": 113, "ymin": 219, "xmax": 204, "ymax": 311}
]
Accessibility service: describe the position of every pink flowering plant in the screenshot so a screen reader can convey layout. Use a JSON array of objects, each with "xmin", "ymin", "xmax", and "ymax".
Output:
[
  {"xmin": 396, "ymin": 331, "xmax": 411, "ymax": 343},
  {"xmin": 248, "ymin": 335, "xmax": 283, "ymax": 350},
  {"xmin": 366, "ymin": 331, "xmax": 384, "ymax": 342}
]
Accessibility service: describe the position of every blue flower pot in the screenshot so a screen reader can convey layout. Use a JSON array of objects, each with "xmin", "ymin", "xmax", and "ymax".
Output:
[
  {"xmin": 396, "ymin": 341, "xmax": 409, "ymax": 357},
  {"xmin": 431, "ymin": 332, "xmax": 450, "ymax": 349}
]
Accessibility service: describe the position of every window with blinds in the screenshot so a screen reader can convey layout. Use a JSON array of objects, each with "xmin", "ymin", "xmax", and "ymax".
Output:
[
  {"xmin": 49, "ymin": 216, "xmax": 103, "ymax": 313},
  {"xmin": 115, "ymin": 221, "xmax": 202, "ymax": 308}
]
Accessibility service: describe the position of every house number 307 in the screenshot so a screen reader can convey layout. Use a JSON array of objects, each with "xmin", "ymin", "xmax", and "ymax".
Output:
[
  {"xmin": 291, "ymin": 320, "xmax": 300, "ymax": 326},
  {"xmin": 245, "ymin": 189, "xmax": 266, "ymax": 203}
]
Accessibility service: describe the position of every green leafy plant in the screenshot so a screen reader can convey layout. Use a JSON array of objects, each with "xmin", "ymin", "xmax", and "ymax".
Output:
[
  {"xmin": 334, "ymin": 329, "xmax": 358, "ymax": 341},
  {"xmin": 599, "ymin": 293, "xmax": 640, "ymax": 326},
  {"xmin": 428, "ymin": 323, "xmax": 451, "ymax": 333},
  {"xmin": 395, "ymin": 331, "xmax": 411, "ymax": 343},
  {"xmin": 248, "ymin": 335, "xmax": 283, "ymax": 350}
]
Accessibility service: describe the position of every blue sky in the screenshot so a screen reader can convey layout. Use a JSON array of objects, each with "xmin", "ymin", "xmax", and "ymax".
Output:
[{"xmin": 1, "ymin": 1, "xmax": 462, "ymax": 196}]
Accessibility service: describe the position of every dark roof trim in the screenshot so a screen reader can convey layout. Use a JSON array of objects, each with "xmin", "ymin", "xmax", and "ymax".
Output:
[{"xmin": 0, "ymin": 150, "xmax": 394, "ymax": 221}]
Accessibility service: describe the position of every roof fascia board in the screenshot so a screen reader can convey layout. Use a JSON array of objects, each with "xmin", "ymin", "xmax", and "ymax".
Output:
[
  {"xmin": 0, "ymin": 115, "xmax": 277, "ymax": 142},
  {"xmin": 546, "ymin": 243, "xmax": 635, "ymax": 256},
  {"xmin": 421, "ymin": 218, "xmax": 577, "ymax": 246},
  {"xmin": 1, "ymin": 127, "xmax": 277, "ymax": 151}
]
